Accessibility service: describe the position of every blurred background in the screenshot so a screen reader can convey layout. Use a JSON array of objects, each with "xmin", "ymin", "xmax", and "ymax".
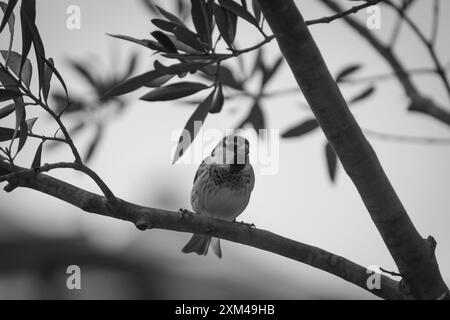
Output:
[{"xmin": 0, "ymin": 0, "xmax": 449, "ymax": 299}]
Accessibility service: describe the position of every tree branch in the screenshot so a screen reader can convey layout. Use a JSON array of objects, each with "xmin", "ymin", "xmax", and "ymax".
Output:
[
  {"xmin": 384, "ymin": 0, "xmax": 450, "ymax": 101},
  {"xmin": 0, "ymin": 62, "xmax": 115, "ymax": 200},
  {"xmin": 0, "ymin": 161, "xmax": 115, "ymax": 200},
  {"xmin": 306, "ymin": 0, "xmax": 384, "ymax": 26},
  {"xmin": 362, "ymin": 127, "xmax": 450, "ymax": 145},
  {"xmin": 0, "ymin": 160, "xmax": 399, "ymax": 300},
  {"xmin": 319, "ymin": 0, "xmax": 450, "ymax": 128},
  {"xmin": 257, "ymin": 0, "xmax": 448, "ymax": 299}
]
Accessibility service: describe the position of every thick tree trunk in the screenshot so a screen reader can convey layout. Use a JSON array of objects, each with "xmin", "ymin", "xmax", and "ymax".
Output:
[{"xmin": 257, "ymin": 0, "xmax": 448, "ymax": 299}]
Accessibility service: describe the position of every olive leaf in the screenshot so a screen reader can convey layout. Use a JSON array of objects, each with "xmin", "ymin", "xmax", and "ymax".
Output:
[
  {"xmin": 25, "ymin": 117, "xmax": 38, "ymax": 132},
  {"xmin": 0, "ymin": 0, "xmax": 18, "ymax": 34},
  {"xmin": 213, "ymin": 3, "xmax": 234, "ymax": 48},
  {"xmin": 172, "ymin": 26, "xmax": 208, "ymax": 52},
  {"xmin": 0, "ymin": 1, "xmax": 17, "ymax": 59},
  {"xmin": 140, "ymin": 82, "xmax": 209, "ymax": 101},
  {"xmin": 0, "ymin": 103, "xmax": 15, "ymax": 120},
  {"xmin": 19, "ymin": 0, "xmax": 36, "ymax": 72},
  {"xmin": 172, "ymin": 88, "xmax": 215, "ymax": 163},
  {"xmin": 1, "ymin": 50, "xmax": 32, "ymax": 87},
  {"xmin": 238, "ymin": 103, "xmax": 266, "ymax": 132},
  {"xmin": 281, "ymin": 119, "xmax": 319, "ymax": 138},
  {"xmin": 191, "ymin": 0, "xmax": 211, "ymax": 45},
  {"xmin": 209, "ymin": 83, "xmax": 224, "ymax": 114},
  {"xmin": 151, "ymin": 31, "xmax": 178, "ymax": 53},
  {"xmin": 42, "ymin": 57, "xmax": 54, "ymax": 101},
  {"xmin": 21, "ymin": 2, "xmax": 46, "ymax": 92},
  {"xmin": 107, "ymin": 33, "xmax": 165, "ymax": 51},
  {"xmin": 0, "ymin": 88, "xmax": 22, "ymax": 102},
  {"xmin": 105, "ymin": 62, "xmax": 208, "ymax": 97},
  {"xmin": 0, "ymin": 127, "xmax": 17, "ymax": 141},
  {"xmin": 84, "ymin": 125, "xmax": 103, "ymax": 162},
  {"xmin": 155, "ymin": 5, "xmax": 187, "ymax": 28},
  {"xmin": 335, "ymin": 64, "xmax": 362, "ymax": 83},
  {"xmin": 31, "ymin": 141, "xmax": 44, "ymax": 169},
  {"xmin": 219, "ymin": 0, "xmax": 258, "ymax": 26},
  {"xmin": 325, "ymin": 142, "xmax": 338, "ymax": 183},
  {"xmin": 262, "ymin": 55, "xmax": 283, "ymax": 86},
  {"xmin": 349, "ymin": 86, "xmax": 376, "ymax": 104},
  {"xmin": 43, "ymin": 57, "xmax": 69, "ymax": 103},
  {"xmin": 200, "ymin": 64, "xmax": 243, "ymax": 90},
  {"xmin": 252, "ymin": 0, "xmax": 262, "ymax": 24}
]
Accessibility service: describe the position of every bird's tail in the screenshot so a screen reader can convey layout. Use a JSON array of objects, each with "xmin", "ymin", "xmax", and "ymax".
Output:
[{"xmin": 182, "ymin": 234, "xmax": 222, "ymax": 258}]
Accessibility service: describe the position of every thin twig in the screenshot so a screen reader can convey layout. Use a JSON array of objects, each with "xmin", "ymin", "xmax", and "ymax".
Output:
[
  {"xmin": 388, "ymin": 11, "xmax": 403, "ymax": 48},
  {"xmin": 229, "ymin": 36, "xmax": 276, "ymax": 57},
  {"xmin": 222, "ymin": 67, "xmax": 446, "ymax": 101},
  {"xmin": 22, "ymin": 88, "xmax": 83, "ymax": 163},
  {"xmin": 259, "ymin": 0, "xmax": 449, "ymax": 299},
  {"xmin": 339, "ymin": 67, "xmax": 447, "ymax": 84},
  {"xmin": 170, "ymin": 36, "xmax": 275, "ymax": 63},
  {"xmin": 27, "ymin": 133, "xmax": 67, "ymax": 144},
  {"xmin": 430, "ymin": 0, "xmax": 440, "ymax": 46},
  {"xmin": 306, "ymin": 0, "xmax": 384, "ymax": 26},
  {"xmin": 385, "ymin": 0, "xmax": 450, "ymax": 101},
  {"xmin": 363, "ymin": 128, "xmax": 450, "ymax": 145},
  {"xmin": 0, "ymin": 62, "xmax": 82, "ymax": 163},
  {"xmin": 320, "ymin": 0, "xmax": 450, "ymax": 127},
  {"xmin": 0, "ymin": 160, "xmax": 400, "ymax": 300},
  {"xmin": 380, "ymin": 267, "xmax": 403, "ymax": 277},
  {"xmin": 388, "ymin": 0, "xmax": 417, "ymax": 48},
  {"xmin": 0, "ymin": 62, "xmax": 115, "ymax": 200}
]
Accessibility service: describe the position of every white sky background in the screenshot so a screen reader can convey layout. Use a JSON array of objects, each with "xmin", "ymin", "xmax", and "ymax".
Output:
[{"xmin": 1, "ymin": 0, "xmax": 450, "ymax": 299}]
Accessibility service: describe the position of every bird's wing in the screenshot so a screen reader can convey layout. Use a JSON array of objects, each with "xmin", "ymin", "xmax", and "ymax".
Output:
[
  {"xmin": 248, "ymin": 164, "xmax": 256, "ymax": 191},
  {"xmin": 193, "ymin": 160, "xmax": 208, "ymax": 184}
]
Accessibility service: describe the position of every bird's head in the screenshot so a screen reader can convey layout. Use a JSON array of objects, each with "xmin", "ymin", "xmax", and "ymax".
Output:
[{"xmin": 210, "ymin": 135, "xmax": 250, "ymax": 172}]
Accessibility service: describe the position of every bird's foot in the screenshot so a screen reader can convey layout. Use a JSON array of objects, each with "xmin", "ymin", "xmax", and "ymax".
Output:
[
  {"xmin": 233, "ymin": 219, "xmax": 256, "ymax": 229},
  {"xmin": 178, "ymin": 208, "xmax": 196, "ymax": 219}
]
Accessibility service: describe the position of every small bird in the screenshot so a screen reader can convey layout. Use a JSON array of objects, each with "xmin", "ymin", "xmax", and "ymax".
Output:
[{"xmin": 182, "ymin": 134, "xmax": 255, "ymax": 258}]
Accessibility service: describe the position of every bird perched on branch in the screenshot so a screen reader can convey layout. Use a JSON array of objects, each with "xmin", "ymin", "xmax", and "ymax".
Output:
[{"xmin": 182, "ymin": 135, "xmax": 255, "ymax": 258}]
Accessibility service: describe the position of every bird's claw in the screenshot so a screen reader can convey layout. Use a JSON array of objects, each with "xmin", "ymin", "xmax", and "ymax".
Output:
[{"xmin": 178, "ymin": 208, "xmax": 195, "ymax": 219}]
